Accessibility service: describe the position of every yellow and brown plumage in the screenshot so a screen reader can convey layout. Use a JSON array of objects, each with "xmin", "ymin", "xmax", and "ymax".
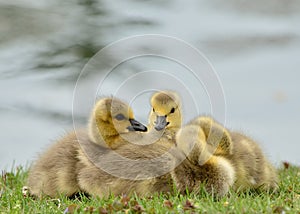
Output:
[
  {"xmin": 186, "ymin": 116, "xmax": 278, "ymax": 192},
  {"xmin": 27, "ymin": 97, "xmax": 147, "ymax": 198}
]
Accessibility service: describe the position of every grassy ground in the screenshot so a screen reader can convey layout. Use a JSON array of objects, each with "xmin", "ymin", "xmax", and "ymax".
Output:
[{"xmin": 0, "ymin": 163, "xmax": 299, "ymax": 214}]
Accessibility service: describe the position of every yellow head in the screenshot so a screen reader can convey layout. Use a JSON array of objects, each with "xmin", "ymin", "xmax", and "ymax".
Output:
[
  {"xmin": 188, "ymin": 116, "xmax": 233, "ymax": 155},
  {"xmin": 149, "ymin": 91, "xmax": 182, "ymax": 131},
  {"xmin": 175, "ymin": 124, "xmax": 210, "ymax": 164},
  {"xmin": 89, "ymin": 97, "xmax": 147, "ymax": 144}
]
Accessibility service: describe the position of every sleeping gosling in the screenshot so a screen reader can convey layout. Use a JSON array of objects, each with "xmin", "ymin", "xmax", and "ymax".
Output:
[
  {"xmin": 171, "ymin": 124, "xmax": 235, "ymax": 197},
  {"xmin": 187, "ymin": 116, "xmax": 278, "ymax": 192}
]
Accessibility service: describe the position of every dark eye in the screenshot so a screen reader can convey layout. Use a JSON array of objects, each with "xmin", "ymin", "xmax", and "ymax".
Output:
[
  {"xmin": 115, "ymin": 114, "xmax": 126, "ymax": 121},
  {"xmin": 153, "ymin": 108, "xmax": 155, "ymax": 112},
  {"xmin": 170, "ymin": 107, "xmax": 175, "ymax": 114}
]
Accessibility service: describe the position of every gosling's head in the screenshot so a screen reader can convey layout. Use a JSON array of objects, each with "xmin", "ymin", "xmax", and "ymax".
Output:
[
  {"xmin": 149, "ymin": 91, "xmax": 182, "ymax": 131},
  {"xmin": 176, "ymin": 125, "xmax": 210, "ymax": 165},
  {"xmin": 188, "ymin": 116, "xmax": 233, "ymax": 155},
  {"xmin": 89, "ymin": 97, "xmax": 147, "ymax": 144}
]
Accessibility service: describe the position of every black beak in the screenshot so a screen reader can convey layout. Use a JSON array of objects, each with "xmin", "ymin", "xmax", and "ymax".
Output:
[
  {"xmin": 154, "ymin": 116, "xmax": 169, "ymax": 131},
  {"xmin": 127, "ymin": 119, "xmax": 148, "ymax": 132}
]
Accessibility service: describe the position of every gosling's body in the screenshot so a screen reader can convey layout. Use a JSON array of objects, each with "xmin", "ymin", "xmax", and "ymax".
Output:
[
  {"xmin": 227, "ymin": 132, "xmax": 278, "ymax": 191},
  {"xmin": 27, "ymin": 97, "xmax": 147, "ymax": 198},
  {"xmin": 77, "ymin": 135, "xmax": 175, "ymax": 197},
  {"xmin": 27, "ymin": 131, "xmax": 82, "ymax": 198}
]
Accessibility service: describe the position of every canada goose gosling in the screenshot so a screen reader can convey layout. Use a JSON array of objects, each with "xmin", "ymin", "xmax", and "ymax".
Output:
[{"xmin": 173, "ymin": 124, "xmax": 235, "ymax": 197}]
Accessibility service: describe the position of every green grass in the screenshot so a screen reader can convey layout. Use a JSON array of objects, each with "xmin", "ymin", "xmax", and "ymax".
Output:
[{"xmin": 0, "ymin": 163, "xmax": 299, "ymax": 214}]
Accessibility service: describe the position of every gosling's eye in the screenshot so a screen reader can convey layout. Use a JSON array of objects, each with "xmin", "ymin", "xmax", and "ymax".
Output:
[
  {"xmin": 170, "ymin": 107, "xmax": 175, "ymax": 114},
  {"xmin": 115, "ymin": 114, "xmax": 126, "ymax": 121},
  {"xmin": 153, "ymin": 108, "xmax": 155, "ymax": 112}
]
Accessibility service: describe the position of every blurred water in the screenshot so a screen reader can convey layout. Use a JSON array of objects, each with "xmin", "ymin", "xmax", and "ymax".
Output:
[{"xmin": 0, "ymin": 0, "xmax": 299, "ymax": 169}]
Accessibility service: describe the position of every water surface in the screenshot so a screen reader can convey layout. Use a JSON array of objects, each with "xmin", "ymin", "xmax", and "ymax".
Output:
[{"xmin": 1, "ymin": 0, "xmax": 299, "ymax": 169}]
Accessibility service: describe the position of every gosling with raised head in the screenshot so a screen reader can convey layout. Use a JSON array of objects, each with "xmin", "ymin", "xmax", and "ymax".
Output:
[{"xmin": 27, "ymin": 97, "xmax": 147, "ymax": 198}]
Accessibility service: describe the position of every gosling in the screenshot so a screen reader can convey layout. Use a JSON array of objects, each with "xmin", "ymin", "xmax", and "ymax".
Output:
[
  {"xmin": 27, "ymin": 97, "xmax": 147, "ymax": 198},
  {"xmin": 172, "ymin": 124, "xmax": 236, "ymax": 197},
  {"xmin": 187, "ymin": 116, "xmax": 278, "ymax": 192}
]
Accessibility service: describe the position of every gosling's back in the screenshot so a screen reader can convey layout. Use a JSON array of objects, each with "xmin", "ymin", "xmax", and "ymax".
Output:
[
  {"xmin": 228, "ymin": 132, "xmax": 278, "ymax": 191},
  {"xmin": 27, "ymin": 131, "xmax": 82, "ymax": 198}
]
